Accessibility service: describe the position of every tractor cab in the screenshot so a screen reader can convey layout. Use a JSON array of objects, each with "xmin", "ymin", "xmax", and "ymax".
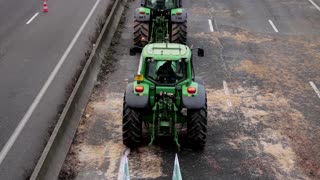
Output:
[
  {"xmin": 141, "ymin": 43, "xmax": 191, "ymax": 85},
  {"xmin": 130, "ymin": 43, "xmax": 204, "ymax": 84},
  {"xmin": 145, "ymin": 59, "xmax": 187, "ymax": 84}
]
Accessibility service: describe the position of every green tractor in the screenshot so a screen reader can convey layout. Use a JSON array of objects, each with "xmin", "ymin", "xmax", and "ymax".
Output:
[
  {"xmin": 133, "ymin": 0, "xmax": 187, "ymax": 47},
  {"xmin": 123, "ymin": 43, "xmax": 207, "ymax": 150}
]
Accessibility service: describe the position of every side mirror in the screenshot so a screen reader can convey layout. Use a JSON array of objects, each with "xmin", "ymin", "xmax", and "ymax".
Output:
[
  {"xmin": 197, "ymin": 48, "xmax": 204, "ymax": 57},
  {"xmin": 130, "ymin": 47, "xmax": 137, "ymax": 56}
]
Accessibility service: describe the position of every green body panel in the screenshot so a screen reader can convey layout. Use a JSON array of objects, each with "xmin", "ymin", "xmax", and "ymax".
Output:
[
  {"xmin": 171, "ymin": 8, "xmax": 183, "ymax": 15},
  {"xmin": 138, "ymin": 7, "xmax": 151, "ymax": 14},
  {"xmin": 155, "ymin": 86, "xmax": 175, "ymax": 94}
]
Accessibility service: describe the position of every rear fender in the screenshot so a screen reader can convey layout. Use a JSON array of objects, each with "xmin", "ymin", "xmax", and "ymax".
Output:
[
  {"xmin": 134, "ymin": 7, "xmax": 151, "ymax": 22},
  {"xmin": 182, "ymin": 84, "xmax": 206, "ymax": 109},
  {"xmin": 125, "ymin": 83, "xmax": 149, "ymax": 109},
  {"xmin": 171, "ymin": 8, "xmax": 187, "ymax": 23}
]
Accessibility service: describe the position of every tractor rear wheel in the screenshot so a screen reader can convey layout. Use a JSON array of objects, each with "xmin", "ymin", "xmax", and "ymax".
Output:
[
  {"xmin": 133, "ymin": 20, "xmax": 149, "ymax": 47},
  {"xmin": 123, "ymin": 101, "xmax": 142, "ymax": 148},
  {"xmin": 187, "ymin": 103, "xmax": 207, "ymax": 150},
  {"xmin": 171, "ymin": 21, "xmax": 187, "ymax": 44}
]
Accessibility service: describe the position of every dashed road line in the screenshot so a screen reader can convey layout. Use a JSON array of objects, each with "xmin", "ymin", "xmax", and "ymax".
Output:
[
  {"xmin": 223, "ymin": 80, "xmax": 233, "ymax": 107},
  {"xmin": 26, "ymin": 12, "xmax": 39, "ymax": 24},
  {"xmin": 309, "ymin": 81, "xmax": 320, "ymax": 99},
  {"xmin": 0, "ymin": 0, "xmax": 101, "ymax": 165},
  {"xmin": 268, "ymin": 20, "xmax": 279, "ymax": 32},
  {"xmin": 308, "ymin": 0, "xmax": 320, "ymax": 12},
  {"xmin": 208, "ymin": 19, "xmax": 214, "ymax": 32}
]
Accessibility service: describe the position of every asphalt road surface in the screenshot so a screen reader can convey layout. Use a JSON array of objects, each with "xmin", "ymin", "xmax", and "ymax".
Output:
[
  {"xmin": 0, "ymin": 0, "xmax": 112, "ymax": 179},
  {"xmin": 62, "ymin": 0, "xmax": 320, "ymax": 179}
]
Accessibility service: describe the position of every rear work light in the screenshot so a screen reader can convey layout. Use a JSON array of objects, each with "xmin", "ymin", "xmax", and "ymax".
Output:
[
  {"xmin": 139, "ymin": 11, "xmax": 145, "ymax": 14},
  {"xmin": 176, "ymin": 12, "xmax": 182, "ymax": 16},
  {"xmin": 187, "ymin": 87, "xmax": 196, "ymax": 94},
  {"xmin": 135, "ymin": 86, "xmax": 144, "ymax": 93}
]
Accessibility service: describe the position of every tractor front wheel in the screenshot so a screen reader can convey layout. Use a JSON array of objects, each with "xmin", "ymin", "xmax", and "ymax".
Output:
[
  {"xmin": 122, "ymin": 101, "xmax": 142, "ymax": 148},
  {"xmin": 133, "ymin": 20, "xmax": 149, "ymax": 47},
  {"xmin": 171, "ymin": 21, "xmax": 187, "ymax": 44},
  {"xmin": 187, "ymin": 105, "xmax": 207, "ymax": 150}
]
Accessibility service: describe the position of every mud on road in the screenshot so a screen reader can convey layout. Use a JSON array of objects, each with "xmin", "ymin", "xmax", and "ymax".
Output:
[{"xmin": 60, "ymin": 0, "xmax": 320, "ymax": 179}]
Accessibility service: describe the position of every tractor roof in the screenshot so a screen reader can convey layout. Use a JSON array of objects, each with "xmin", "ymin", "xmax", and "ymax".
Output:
[{"xmin": 142, "ymin": 43, "xmax": 191, "ymax": 60}]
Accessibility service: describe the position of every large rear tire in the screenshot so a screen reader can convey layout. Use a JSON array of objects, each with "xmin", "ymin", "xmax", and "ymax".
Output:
[
  {"xmin": 122, "ymin": 101, "xmax": 142, "ymax": 148},
  {"xmin": 133, "ymin": 20, "xmax": 149, "ymax": 47},
  {"xmin": 187, "ymin": 102, "xmax": 207, "ymax": 150},
  {"xmin": 171, "ymin": 21, "xmax": 187, "ymax": 44}
]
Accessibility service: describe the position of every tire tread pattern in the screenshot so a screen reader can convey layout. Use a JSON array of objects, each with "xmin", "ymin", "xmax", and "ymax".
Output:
[
  {"xmin": 187, "ymin": 99, "xmax": 207, "ymax": 150},
  {"xmin": 171, "ymin": 21, "xmax": 187, "ymax": 44},
  {"xmin": 123, "ymin": 101, "xmax": 142, "ymax": 147},
  {"xmin": 133, "ymin": 20, "xmax": 149, "ymax": 47}
]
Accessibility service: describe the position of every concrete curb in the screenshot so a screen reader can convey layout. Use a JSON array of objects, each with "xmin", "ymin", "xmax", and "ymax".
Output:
[{"xmin": 30, "ymin": 0, "xmax": 127, "ymax": 179}]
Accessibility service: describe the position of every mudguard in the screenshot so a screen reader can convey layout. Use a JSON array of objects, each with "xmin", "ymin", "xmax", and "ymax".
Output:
[
  {"xmin": 125, "ymin": 83, "xmax": 149, "ymax": 109},
  {"xmin": 134, "ymin": 7, "xmax": 151, "ymax": 22},
  {"xmin": 182, "ymin": 84, "xmax": 206, "ymax": 109},
  {"xmin": 194, "ymin": 76, "xmax": 204, "ymax": 85},
  {"xmin": 171, "ymin": 9, "xmax": 187, "ymax": 23}
]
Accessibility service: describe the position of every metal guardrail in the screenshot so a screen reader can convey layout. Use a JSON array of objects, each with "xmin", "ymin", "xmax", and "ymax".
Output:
[{"xmin": 29, "ymin": 0, "xmax": 128, "ymax": 179}]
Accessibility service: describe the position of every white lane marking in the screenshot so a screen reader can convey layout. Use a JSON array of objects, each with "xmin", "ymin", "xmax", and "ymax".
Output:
[
  {"xmin": 26, "ymin": 12, "xmax": 39, "ymax": 24},
  {"xmin": 223, "ymin": 80, "xmax": 233, "ymax": 107},
  {"xmin": 208, "ymin": 19, "xmax": 214, "ymax": 32},
  {"xmin": 118, "ymin": 148, "xmax": 130, "ymax": 180},
  {"xmin": 0, "ymin": 0, "xmax": 101, "ymax": 165},
  {"xmin": 310, "ymin": 81, "xmax": 320, "ymax": 99},
  {"xmin": 268, "ymin": 20, "xmax": 279, "ymax": 32},
  {"xmin": 309, "ymin": 0, "xmax": 320, "ymax": 12}
]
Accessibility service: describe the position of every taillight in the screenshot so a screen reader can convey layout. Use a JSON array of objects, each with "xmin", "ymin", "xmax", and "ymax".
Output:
[
  {"xmin": 176, "ymin": 12, "xmax": 182, "ymax": 16},
  {"xmin": 187, "ymin": 87, "xmax": 196, "ymax": 94},
  {"xmin": 139, "ymin": 11, "xmax": 145, "ymax": 14},
  {"xmin": 135, "ymin": 86, "xmax": 144, "ymax": 93}
]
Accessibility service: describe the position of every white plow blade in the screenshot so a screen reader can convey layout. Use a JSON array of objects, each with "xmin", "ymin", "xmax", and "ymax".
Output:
[
  {"xmin": 118, "ymin": 149, "xmax": 130, "ymax": 180},
  {"xmin": 124, "ymin": 155, "xmax": 130, "ymax": 180},
  {"xmin": 172, "ymin": 154, "xmax": 182, "ymax": 180}
]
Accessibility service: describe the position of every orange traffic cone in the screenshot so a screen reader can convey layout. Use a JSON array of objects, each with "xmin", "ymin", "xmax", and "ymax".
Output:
[{"xmin": 43, "ymin": 0, "xmax": 48, "ymax": 12}]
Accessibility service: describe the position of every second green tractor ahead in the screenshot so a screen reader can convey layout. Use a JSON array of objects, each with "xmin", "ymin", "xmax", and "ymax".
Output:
[
  {"xmin": 123, "ymin": 43, "xmax": 207, "ymax": 150},
  {"xmin": 133, "ymin": 0, "xmax": 187, "ymax": 47}
]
